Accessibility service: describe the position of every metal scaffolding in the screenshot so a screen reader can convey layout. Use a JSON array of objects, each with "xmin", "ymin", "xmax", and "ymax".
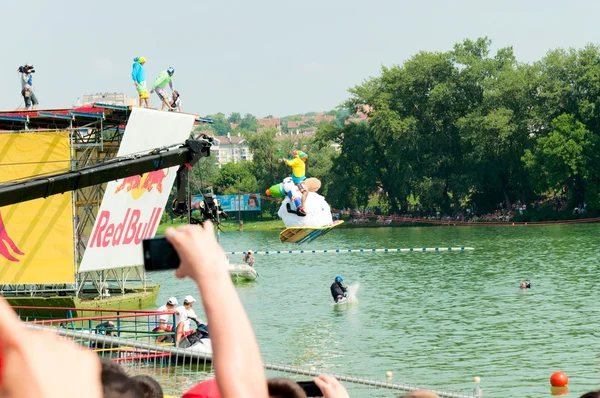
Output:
[{"xmin": 0, "ymin": 103, "xmax": 210, "ymax": 299}]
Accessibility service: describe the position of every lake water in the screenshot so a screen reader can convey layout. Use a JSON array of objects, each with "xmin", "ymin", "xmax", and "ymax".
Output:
[{"xmin": 149, "ymin": 224, "xmax": 600, "ymax": 397}]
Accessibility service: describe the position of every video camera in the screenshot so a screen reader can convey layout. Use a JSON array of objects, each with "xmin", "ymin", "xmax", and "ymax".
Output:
[
  {"xmin": 17, "ymin": 64, "xmax": 35, "ymax": 74},
  {"xmin": 190, "ymin": 189, "xmax": 229, "ymax": 226}
]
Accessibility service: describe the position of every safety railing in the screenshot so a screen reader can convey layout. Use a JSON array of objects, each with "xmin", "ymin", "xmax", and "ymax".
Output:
[{"xmin": 31, "ymin": 324, "xmax": 482, "ymax": 398}]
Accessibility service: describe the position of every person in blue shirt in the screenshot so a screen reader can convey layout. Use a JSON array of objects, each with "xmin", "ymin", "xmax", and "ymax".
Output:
[{"xmin": 131, "ymin": 57, "xmax": 149, "ymax": 107}]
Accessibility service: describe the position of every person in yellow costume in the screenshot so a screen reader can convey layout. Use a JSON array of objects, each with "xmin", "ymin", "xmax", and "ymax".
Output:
[{"xmin": 278, "ymin": 150, "xmax": 309, "ymax": 215}]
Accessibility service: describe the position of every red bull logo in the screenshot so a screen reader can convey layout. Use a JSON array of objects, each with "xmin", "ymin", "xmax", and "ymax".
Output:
[
  {"xmin": 114, "ymin": 170, "xmax": 169, "ymax": 200},
  {"xmin": 0, "ymin": 211, "xmax": 24, "ymax": 262},
  {"xmin": 89, "ymin": 207, "xmax": 162, "ymax": 248}
]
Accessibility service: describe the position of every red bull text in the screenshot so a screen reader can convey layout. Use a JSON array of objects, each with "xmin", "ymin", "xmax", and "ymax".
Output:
[{"xmin": 89, "ymin": 207, "xmax": 162, "ymax": 248}]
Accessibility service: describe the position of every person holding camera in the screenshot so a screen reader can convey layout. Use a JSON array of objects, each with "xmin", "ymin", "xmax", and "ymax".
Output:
[{"xmin": 18, "ymin": 64, "xmax": 38, "ymax": 110}]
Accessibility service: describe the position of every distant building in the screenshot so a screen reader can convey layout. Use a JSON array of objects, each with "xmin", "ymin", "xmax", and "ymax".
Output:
[
  {"xmin": 205, "ymin": 132, "xmax": 252, "ymax": 166},
  {"xmin": 257, "ymin": 117, "xmax": 281, "ymax": 131},
  {"xmin": 276, "ymin": 127, "xmax": 340, "ymax": 151},
  {"xmin": 345, "ymin": 105, "xmax": 371, "ymax": 125},
  {"xmin": 82, "ymin": 93, "xmax": 136, "ymax": 107}
]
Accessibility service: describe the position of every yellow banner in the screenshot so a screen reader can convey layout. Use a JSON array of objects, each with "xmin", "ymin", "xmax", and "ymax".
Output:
[{"xmin": 0, "ymin": 132, "xmax": 74, "ymax": 284}]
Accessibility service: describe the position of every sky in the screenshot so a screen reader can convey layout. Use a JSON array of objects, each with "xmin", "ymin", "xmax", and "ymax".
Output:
[{"xmin": 2, "ymin": 0, "xmax": 600, "ymax": 117}]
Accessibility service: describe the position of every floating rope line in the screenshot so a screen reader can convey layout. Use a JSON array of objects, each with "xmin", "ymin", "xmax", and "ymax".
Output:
[{"xmin": 228, "ymin": 247, "xmax": 475, "ymax": 255}]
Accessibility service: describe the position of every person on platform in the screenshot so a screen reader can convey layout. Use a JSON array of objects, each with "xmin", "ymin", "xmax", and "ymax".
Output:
[
  {"xmin": 278, "ymin": 150, "xmax": 309, "ymax": 215},
  {"xmin": 153, "ymin": 296, "xmax": 177, "ymax": 342},
  {"xmin": 330, "ymin": 276, "xmax": 347, "ymax": 303},
  {"xmin": 131, "ymin": 56, "xmax": 149, "ymax": 107},
  {"xmin": 168, "ymin": 90, "xmax": 182, "ymax": 112},
  {"xmin": 151, "ymin": 67, "xmax": 175, "ymax": 110},
  {"xmin": 18, "ymin": 64, "xmax": 38, "ymax": 110}
]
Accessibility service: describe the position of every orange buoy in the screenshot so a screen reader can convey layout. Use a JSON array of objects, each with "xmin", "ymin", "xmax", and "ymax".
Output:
[{"xmin": 550, "ymin": 371, "xmax": 568, "ymax": 387}]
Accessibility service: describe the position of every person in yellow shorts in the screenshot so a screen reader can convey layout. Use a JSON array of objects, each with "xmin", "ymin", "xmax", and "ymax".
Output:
[{"xmin": 132, "ymin": 56, "xmax": 149, "ymax": 107}]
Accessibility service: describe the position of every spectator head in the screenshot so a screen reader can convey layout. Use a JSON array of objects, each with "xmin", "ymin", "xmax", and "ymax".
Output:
[
  {"xmin": 267, "ymin": 378, "xmax": 307, "ymax": 398},
  {"xmin": 100, "ymin": 357, "xmax": 125, "ymax": 375},
  {"xmin": 101, "ymin": 368, "xmax": 144, "ymax": 398},
  {"xmin": 131, "ymin": 375, "xmax": 164, "ymax": 398},
  {"xmin": 184, "ymin": 295, "xmax": 196, "ymax": 308},
  {"xmin": 166, "ymin": 296, "xmax": 178, "ymax": 308},
  {"xmin": 398, "ymin": 390, "xmax": 440, "ymax": 398},
  {"xmin": 580, "ymin": 392, "xmax": 600, "ymax": 398}
]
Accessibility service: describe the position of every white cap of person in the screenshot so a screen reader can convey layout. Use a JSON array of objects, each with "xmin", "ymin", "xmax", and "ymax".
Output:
[
  {"xmin": 184, "ymin": 295, "xmax": 196, "ymax": 304},
  {"xmin": 166, "ymin": 297, "xmax": 178, "ymax": 306}
]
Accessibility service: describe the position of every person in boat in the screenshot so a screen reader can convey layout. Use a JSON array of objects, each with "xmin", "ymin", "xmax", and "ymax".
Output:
[
  {"xmin": 174, "ymin": 295, "xmax": 205, "ymax": 346},
  {"xmin": 330, "ymin": 276, "xmax": 347, "ymax": 303},
  {"xmin": 153, "ymin": 296, "xmax": 178, "ymax": 343},
  {"xmin": 278, "ymin": 150, "xmax": 309, "ymax": 215},
  {"xmin": 520, "ymin": 281, "xmax": 531, "ymax": 289},
  {"xmin": 243, "ymin": 250, "xmax": 255, "ymax": 267}
]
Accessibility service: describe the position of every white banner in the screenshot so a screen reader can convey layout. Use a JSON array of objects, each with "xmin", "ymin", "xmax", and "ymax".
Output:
[{"xmin": 79, "ymin": 108, "xmax": 195, "ymax": 272}]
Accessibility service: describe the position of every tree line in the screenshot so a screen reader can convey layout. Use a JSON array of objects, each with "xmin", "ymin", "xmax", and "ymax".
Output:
[{"xmin": 190, "ymin": 37, "xmax": 600, "ymax": 221}]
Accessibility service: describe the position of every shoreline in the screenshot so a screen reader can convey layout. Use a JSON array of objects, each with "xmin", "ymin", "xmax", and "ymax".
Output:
[{"xmin": 156, "ymin": 216, "xmax": 600, "ymax": 234}]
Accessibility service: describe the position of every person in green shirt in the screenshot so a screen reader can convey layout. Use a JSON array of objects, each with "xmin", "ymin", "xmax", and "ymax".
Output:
[{"xmin": 150, "ymin": 67, "xmax": 175, "ymax": 110}]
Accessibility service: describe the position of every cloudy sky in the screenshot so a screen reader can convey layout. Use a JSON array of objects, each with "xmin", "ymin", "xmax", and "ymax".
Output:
[{"xmin": 1, "ymin": 0, "xmax": 599, "ymax": 117}]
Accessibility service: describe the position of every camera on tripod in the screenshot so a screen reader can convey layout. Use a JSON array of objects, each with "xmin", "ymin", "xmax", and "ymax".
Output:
[
  {"xmin": 191, "ymin": 190, "xmax": 229, "ymax": 225},
  {"xmin": 18, "ymin": 64, "xmax": 35, "ymax": 74}
]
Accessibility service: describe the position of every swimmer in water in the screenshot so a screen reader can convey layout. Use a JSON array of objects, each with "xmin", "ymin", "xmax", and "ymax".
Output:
[{"xmin": 520, "ymin": 281, "xmax": 531, "ymax": 289}]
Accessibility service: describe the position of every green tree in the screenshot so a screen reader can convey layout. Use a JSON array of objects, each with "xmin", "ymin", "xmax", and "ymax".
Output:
[
  {"xmin": 207, "ymin": 113, "xmax": 230, "ymax": 136},
  {"xmin": 188, "ymin": 157, "xmax": 220, "ymax": 196},
  {"xmin": 212, "ymin": 162, "xmax": 258, "ymax": 195},
  {"xmin": 228, "ymin": 112, "xmax": 241, "ymax": 124},
  {"xmin": 239, "ymin": 113, "xmax": 259, "ymax": 131},
  {"xmin": 523, "ymin": 114, "xmax": 600, "ymax": 206}
]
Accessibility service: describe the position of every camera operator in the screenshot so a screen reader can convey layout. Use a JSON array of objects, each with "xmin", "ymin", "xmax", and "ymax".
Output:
[{"xmin": 18, "ymin": 64, "xmax": 38, "ymax": 110}]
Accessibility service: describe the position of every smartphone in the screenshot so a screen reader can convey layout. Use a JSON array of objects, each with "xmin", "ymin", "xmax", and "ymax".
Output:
[
  {"xmin": 142, "ymin": 236, "xmax": 180, "ymax": 271},
  {"xmin": 296, "ymin": 381, "xmax": 322, "ymax": 397}
]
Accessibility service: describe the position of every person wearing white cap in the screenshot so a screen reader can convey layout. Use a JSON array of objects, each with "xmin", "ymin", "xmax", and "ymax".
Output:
[
  {"xmin": 174, "ymin": 295, "xmax": 204, "ymax": 346},
  {"xmin": 153, "ymin": 297, "xmax": 178, "ymax": 343}
]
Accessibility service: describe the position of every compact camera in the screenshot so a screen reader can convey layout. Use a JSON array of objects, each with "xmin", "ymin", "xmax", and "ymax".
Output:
[{"xmin": 17, "ymin": 65, "xmax": 35, "ymax": 74}]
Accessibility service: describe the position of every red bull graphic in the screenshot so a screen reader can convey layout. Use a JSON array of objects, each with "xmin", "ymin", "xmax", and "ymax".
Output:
[
  {"xmin": 89, "ymin": 207, "xmax": 162, "ymax": 248},
  {"xmin": 0, "ymin": 211, "xmax": 24, "ymax": 262},
  {"xmin": 79, "ymin": 108, "xmax": 197, "ymax": 272},
  {"xmin": 114, "ymin": 170, "xmax": 169, "ymax": 200}
]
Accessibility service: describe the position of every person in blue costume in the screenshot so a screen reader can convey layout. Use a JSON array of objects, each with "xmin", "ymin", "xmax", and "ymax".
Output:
[{"xmin": 131, "ymin": 57, "xmax": 149, "ymax": 107}]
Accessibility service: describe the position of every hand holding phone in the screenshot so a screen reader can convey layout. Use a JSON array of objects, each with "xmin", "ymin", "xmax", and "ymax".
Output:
[{"xmin": 296, "ymin": 381, "xmax": 322, "ymax": 397}]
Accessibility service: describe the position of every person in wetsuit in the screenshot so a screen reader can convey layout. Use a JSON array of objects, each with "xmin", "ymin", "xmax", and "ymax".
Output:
[{"xmin": 330, "ymin": 276, "xmax": 347, "ymax": 303}]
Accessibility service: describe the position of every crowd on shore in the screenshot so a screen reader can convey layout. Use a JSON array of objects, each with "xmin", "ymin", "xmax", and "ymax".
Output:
[{"xmin": 335, "ymin": 195, "xmax": 593, "ymax": 225}]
